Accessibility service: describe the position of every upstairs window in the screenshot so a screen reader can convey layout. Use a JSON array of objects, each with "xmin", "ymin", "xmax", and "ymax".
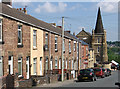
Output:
[
  {"xmin": 0, "ymin": 19, "xmax": 2, "ymax": 42},
  {"xmin": 55, "ymin": 36, "xmax": 58, "ymax": 51},
  {"xmin": 18, "ymin": 25, "xmax": 22, "ymax": 45},
  {"xmin": 33, "ymin": 30, "xmax": 37, "ymax": 48},
  {"xmin": 69, "ymin": 40, "xmax": 71, "ymax": 53},
  {"xmin": 63, "ymin": 39, "xmax": 65, "ymax": 52},
  {"xmin": 45, "ymin": 33, "xmax": 48, "ymax": 50},
  {"xmin": 45, "ymin": 33, "xmax": 48, "ymax": 45},
  {"xmin": 97, "ymin": 46, "xmax": 100, "ymax": 53}
]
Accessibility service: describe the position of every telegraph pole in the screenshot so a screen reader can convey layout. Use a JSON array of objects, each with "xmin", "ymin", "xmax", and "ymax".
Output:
[{"xmin": 61, "ymin": 17, "xmax": 64, "ymax": 81}]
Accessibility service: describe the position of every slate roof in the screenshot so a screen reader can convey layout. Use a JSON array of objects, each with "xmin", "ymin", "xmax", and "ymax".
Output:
[
  {"xmin": 95, "ymin": 7, "xmax": 104, "ymax": 33},
  {"xmin": 0, "ymin": 3, "xmax": 79, "ymax": 42}
]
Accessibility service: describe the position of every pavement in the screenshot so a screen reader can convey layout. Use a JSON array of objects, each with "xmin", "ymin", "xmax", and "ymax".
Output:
[{"xmin": 31, "ymin": 70, "xmax": 119, "ymax": 89}]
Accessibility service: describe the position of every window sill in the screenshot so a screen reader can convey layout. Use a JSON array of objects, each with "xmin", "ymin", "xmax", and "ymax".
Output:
[
  {"xmin": 0, "ymin": 41, "xmax": 4, "ymax": 44},
  {"xmin": 17, "ymin": 44, "xmax": 23, "ymax": 48},
  {"xmin": 55, "ymin": 49, "xmax": 58, "ymax": 52},
  {"xmin": 33, "ymin": 47, "xmax": 37, "ymax": 50}
]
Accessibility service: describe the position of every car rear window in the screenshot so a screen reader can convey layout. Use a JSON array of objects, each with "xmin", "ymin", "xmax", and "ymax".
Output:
[
  {"xmin": 94, "ymin": 68, "xmax": 101, "ymax": 72},
  {"xmin": 80, "ymin": 69, "xmax": 91, "ymax": 73}
]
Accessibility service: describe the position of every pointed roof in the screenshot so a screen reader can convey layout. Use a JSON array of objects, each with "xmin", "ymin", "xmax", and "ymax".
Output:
[{"xmin": 95, "ymin": 7, "xmax": 104, "ymax": 33}]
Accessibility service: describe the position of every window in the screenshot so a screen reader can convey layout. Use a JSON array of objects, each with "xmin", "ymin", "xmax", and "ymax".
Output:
[
  {"xmin": 97, "ymin": 46, "xmax": 100, "ymax": 53},
  {"xmin": 55, "ymin": 36, "xmax": 58, "ymax": 51},
  {"xmin": 97, "ymin": 38, "xmax": 100, "ymax": 43},
  {"xmin": 69, "ymin": 60, "xmax": 71, "ymax": 69},
  {"xmin": 63, "ymin": 39, "xmax": 65, "ymax": 52},
  {"xmin": 18, "ymin": 57, "xmax": 22, "ymax": 77},
  {"xmin": 82, "ymin": 47, "xmax": 84, "ymax": 57},
  {"xmin": 0, "ymin": 57, "xmax": 3, "ymax": 77},
  {"xmin": 45, "ymin": 33, "xmax": 48, "ymax": 45},
  {"xmin": 72, "ymin": 59, "xmax": 74, "ymax": 69},
  {"xmin": 0, "ymin": 19, "xmax": 2, "ymax": 42},
  {"xmin": 86, "ymin": 47, "xmax": 88, "ymax": 56},
  {"xmin": 33, "ymin": 58, "xmax": 37, "ymax": 75},
  {"xmin": 33, "ymin": 30, "xmax": 37, "ymax": 48},
  {"xmin": 45, "ymin": 33, "xmax": 48, "ymax": 50},
  {"xmin": 55, "ymin": 58, "xmax": 58, "ymax": 69},
  {"xmin": 69, "ymin": 40, "xmax": 71, "ymax": 53},
  {"xmin": 18, "ymin": 25, "xmax": 22, "ymax": 45},
  {"xmin": 45, "ymin": 57, "xmax": 48, "ymax": 71},
  {"xmin": 74, "ymin": 42, "xmax": 76, "ymax": 52}
]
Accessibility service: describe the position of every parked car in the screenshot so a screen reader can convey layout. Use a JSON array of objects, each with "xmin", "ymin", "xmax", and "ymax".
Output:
[
  {"xmin": 93, "ymin": 68, "xmax": 105, "ymax": 78},
  {"xmin": 77, "ymin": 69, "xmax": 96, "ymax": 82},
  {"xmin": 106, "ymin": 68, "xmax": 111, "ymax": 76}
]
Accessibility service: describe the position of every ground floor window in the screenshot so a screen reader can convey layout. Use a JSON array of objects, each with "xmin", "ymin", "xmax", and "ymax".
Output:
[
  {"xmin": 18, "ymin": 57, "xmax": 22, "ymax": 77},
  {"xmin": 0, "ymin": 57, "xmax": 3, "ymax": 77},
  {"xmin": 33, "ymin": 58, "xmax": 37, "ymax": 75},
  {"xmin": 55, "ymin": 57, "xmax": 58, "ymax": 69},
  {"xmin": 9, "ymin": 56, "xmax": 13, "ymax": 75},
  {"xmin": 45, "ymin": 56, "xmax": 48, "ymax": 71},
  {"xmin": 66, "ymin": 60, "xmax": 67, "ymax": 69}
]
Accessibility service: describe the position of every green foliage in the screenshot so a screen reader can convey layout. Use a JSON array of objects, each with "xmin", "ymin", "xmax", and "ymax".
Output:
[{"xmin": 107, "ymin": 47, "xmax": 120, "ymax": 64}]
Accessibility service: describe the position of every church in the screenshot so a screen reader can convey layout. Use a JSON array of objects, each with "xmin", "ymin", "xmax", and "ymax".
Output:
[{"xmin": 76, "ymin": 7, "xmax": 108, "ymax": 64}]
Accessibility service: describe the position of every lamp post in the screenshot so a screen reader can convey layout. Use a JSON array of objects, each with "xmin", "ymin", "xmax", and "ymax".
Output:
[{"xmin": 61, "ymin": 17, "xmax": 64, "ymax": 81}]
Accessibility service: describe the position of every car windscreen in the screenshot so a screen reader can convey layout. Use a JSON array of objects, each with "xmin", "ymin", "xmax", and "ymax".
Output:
[
  {"xmin": 94, "ymin": 68, "xmax": 101, "ymax": 72},
  {"xmin": 80, "ymin": 69, "xmax": 91, "ymax": 74}
]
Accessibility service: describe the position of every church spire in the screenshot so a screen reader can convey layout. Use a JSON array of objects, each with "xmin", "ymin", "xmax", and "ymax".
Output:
[{"xmin": 95, "ymin": 7, "xmax": 104, "ymax": 33}]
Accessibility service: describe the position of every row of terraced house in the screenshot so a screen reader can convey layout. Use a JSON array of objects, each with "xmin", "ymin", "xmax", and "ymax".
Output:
[{"xmin": 0, "ymin": 2, "xmax": 95, "ymax": 88}]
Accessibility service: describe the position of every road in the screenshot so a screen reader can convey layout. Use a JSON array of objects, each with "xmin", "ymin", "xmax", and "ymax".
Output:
[{"xmin": 32, "ymin": 70, "xmax": 119, "ymax": 89}]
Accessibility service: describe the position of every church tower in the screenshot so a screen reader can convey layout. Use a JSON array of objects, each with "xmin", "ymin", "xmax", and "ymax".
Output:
[{"xmin": 92, "ymin": 7, "xmax": 108, "ymax": 63}]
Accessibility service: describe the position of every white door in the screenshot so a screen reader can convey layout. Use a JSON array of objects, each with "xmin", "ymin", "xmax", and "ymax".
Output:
[
  {"xmin": 8, "ymin": 56, "xmax": 13, "ymax": 74},
  {"xmin": 0, "ymin": 57, "xmax": 3, "ymax": 77},
  {"xmin": 59, "ymin": 59, "xmax": 61, "ymax": 69},
  {"xmin": 50, "ymin": 60, "xmax": 52, "ymax": 70},
  {"xmin": 40, "ymin": 57, "xmax": 42, "ymax": 75},
  {"xmin": 26, "ymin": 57, "xmax": 29, "ymax": 79}
]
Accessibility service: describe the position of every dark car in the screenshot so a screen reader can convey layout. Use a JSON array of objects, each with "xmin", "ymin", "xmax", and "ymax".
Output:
[
  {"xmin": 93, "ymin": 68, "xmax": 105, "ymax": 78},
  {"xmin": 77, "ymin": 69, "xmax": 96, "ymax": 82}
]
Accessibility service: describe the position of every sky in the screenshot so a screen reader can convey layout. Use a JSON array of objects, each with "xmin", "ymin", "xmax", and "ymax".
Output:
[{"xmin": 12, "ymin": 1, "xmax": 118, "ymax": 41}]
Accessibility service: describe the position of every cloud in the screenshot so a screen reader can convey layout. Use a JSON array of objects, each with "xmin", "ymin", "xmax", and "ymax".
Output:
[
  {"xmin": 70, "ymin": 4, "xmax": 80, "ymax": 10},
  {"xmin": 78, "ymin": 26, "xmax": 86, "ymax": 30},
  {"xmin": 35, "ymin": 2, "xmax": 67, "ymax": 13},
  {"xmin": 97, "ymin": 2, "xmax": 118, "ymax": 13}
]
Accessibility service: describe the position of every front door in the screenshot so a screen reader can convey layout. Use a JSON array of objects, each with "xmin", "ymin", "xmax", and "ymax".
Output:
[
  {"xmin": 0, "ymin": 57, "xmax": 3, "ymax": 77},
  {"xmin": 40, "ymin": 57, "xmax": 42, "ymax": 75},
  {"xmin": 8, "ymin": 56, "xmax": 13, "ymax": 74},
  {"xmin": 26, "ymin": 57, "xmax": 29, "ymax": 79}
]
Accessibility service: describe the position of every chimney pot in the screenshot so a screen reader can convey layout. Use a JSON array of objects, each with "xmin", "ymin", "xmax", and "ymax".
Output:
[{"xmin": 2, "ymin": 0, "xmax": 12, "ymax": 6}]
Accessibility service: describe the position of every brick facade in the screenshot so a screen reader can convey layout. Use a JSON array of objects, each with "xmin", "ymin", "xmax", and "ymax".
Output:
[{"xmin": 1, "ymin": 17, "xmax": 30, "ymax": 79}]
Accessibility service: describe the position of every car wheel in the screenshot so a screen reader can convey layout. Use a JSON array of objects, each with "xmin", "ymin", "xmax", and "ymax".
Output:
[
  {"xmin": 91, "ymin": 77, "xmax": 94, "ymax": 81},
  {"xmin": 94, "ymin": 76, "xmax": 96, "ymax": 81}
]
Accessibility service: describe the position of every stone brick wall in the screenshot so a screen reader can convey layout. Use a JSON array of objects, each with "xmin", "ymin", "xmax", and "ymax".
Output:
[{"xmin": 1, "ymin": 17, "xmax": 30, "ymax": 79}]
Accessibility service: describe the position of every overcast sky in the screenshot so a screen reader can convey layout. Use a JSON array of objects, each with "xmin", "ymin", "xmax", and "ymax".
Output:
[{"xmin": 12, "ymin": 1, "xmax": 118, "ymax": 41}]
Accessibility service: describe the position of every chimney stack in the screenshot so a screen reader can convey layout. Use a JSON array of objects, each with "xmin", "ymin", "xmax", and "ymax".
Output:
[
  {"xmin": 2, "ymin": 0, "xmax": 12, "ymax": 6},
  {"xmin": 73, "ymin": 32, "xmax": 75, "ymax": 36},
  {"xmin": 66, "ymin": 30, "xmax": 71, "ymax": 33},
  {"xmin": 82, "ymin": 28, "xmax": 84, "ymax": 31}
]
